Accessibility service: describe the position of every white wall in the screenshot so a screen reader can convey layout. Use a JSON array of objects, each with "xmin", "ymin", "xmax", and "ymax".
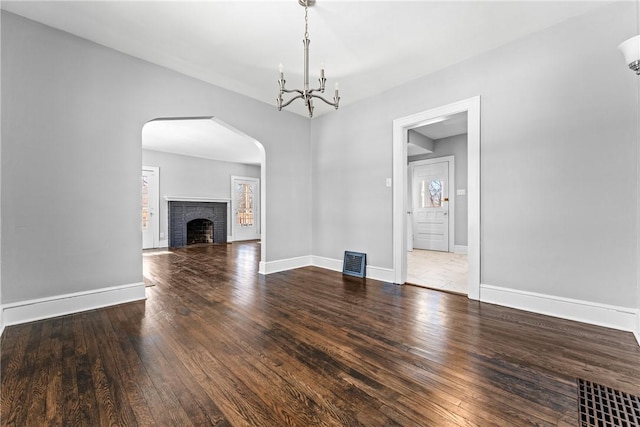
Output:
[
  {"xmin": 142, "ymin": 149, "xmax": 260, "ymax": 244},
  {"xmin": 312, "ymin": 2, "xmax": 638, "ymax": 311},
  {"xmin": 409, "ymin": 134, "xmax": 468, "ymax": 247},
  {"xmin": 1, "ymin": 11, "xmax": 311, "ymax": 304}
]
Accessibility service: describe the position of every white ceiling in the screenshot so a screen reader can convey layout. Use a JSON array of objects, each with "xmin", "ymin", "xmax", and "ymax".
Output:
[
  {"xmin": 3, "ymin": 0, "xmax": 609, "ymax": 163},
  {"xmin": 142, "ymin": 118, "xmax": 262, "ymax": 165},
  {"xmin": 414, "ymin": 112, "xmax": 468, "ymax": 141},
  {"xmin": 2, "ymin": 0, "xmax": 610, "ymax": 119},
  {"xmin": 407, "ymin": 112, "xmax": 468, "ymax": 156}
]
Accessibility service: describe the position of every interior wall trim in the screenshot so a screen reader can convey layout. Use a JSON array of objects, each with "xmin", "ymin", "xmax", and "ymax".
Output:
[
  {"xmin": 1, "ymin": 282, "xmax": 146, "ymax": 328},
  {"xmin": 481, "ymin": 283, "xmax": 639, "ymax": 338},
  {"xmin": 259, "ymin": 256, "xmax": 312, "ymax": 275},
  {"xmin": 259, "ymin": 255, "xmax": 395, "ymax": 283},
  {"xmin": 311, "ymin": 256, "xmax": 395, "ymax": 283}
]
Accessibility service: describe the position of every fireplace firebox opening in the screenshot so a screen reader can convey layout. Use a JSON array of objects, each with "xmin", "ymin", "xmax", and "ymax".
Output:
[{"xmin": 187, "ymin": 218, "xmax": 214, "ymax": 245}]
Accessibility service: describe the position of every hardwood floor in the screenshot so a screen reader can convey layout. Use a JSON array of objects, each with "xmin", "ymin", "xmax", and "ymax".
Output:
[{"xmin": 2, "ymin": 241, "xmax": 640, "ymax": 426}]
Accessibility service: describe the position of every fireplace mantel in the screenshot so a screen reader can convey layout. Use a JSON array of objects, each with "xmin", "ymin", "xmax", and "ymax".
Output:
[{"xmin": 164, "ymin": 196, "xmax": 230, "ymax": 203}]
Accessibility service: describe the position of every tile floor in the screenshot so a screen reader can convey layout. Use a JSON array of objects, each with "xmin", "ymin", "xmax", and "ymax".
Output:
[{"xmin": 407, "ymin": 249, "xmax": 468, "ymax": 294}]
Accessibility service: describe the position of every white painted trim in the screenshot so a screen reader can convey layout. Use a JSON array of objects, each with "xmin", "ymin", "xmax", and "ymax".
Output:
[
  {"xmin": 260, "ymin": 254, "xmax": 396, "ymax": 283},
  {"xmin": 260, "ymin": 256, "xmax": 312, "ymax": 275},
  {"xmin": 311, "ymin": 255, "xmax": 342, "ymax": 272},
  {"xmin": 393, "ymin": 96, "xmax": 481, "ymax": 300},
  {"xmin": 366, "ymin": 265, "xmax": 395, "ymax": 283},
  {"xmin": 311, "ymin": 256, "xmax": 395, "ymax": 282},
  {"xmin": 159, "ymin": 239, "xmax": 169, "ymax": 248},
  {"xmin": 481, "ymin": 284, "xmax": 639, "ymax": 333},
  {"xmin": 142, "ymin": 166, "xmax": 160, "ymax": 249},
  {"xmin": 453, "ymin": 245, "xmax": 468, "ymax": 254},
  {"xmin": 227, "ymin": 235, "xmax": 233, "ymax": 243},
  {"xmin": 231, "ymin": 176, "xmax": 260, "ymax": 242},
  {"xmin": 1, "ymin": 282, "xmax": 146, "ymax": 327},
  {"xmin": 635, "ymin": 312, "xmax": 640, "ymax": 346},
  {"xmin": 409, "ymin": 155, "xmax": 456, "ymax": 252},
  {"xmin": 164, "ymin": 196, "xmax": 230, "ymax": 203}
]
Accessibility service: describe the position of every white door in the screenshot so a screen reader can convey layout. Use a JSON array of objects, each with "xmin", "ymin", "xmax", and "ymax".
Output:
[
  {"xmin": 412, "ymin": 161, "xmax": 449, "ymax": 251},
  {"xmin": 142, "ymin": 166, "xmax": 159, "ymax": 249},
  {"xmin": 231, "ymin": 176, "xmax": 260, "ymax": 241}
]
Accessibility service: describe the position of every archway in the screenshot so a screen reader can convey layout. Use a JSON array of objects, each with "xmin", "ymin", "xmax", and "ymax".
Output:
[{"xmin": 140, "ymin": 116, "xmax": 267, "ymax": 268}]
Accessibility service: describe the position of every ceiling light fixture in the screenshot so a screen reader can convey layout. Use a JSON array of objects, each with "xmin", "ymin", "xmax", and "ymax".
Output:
[
  {"xmin": 619, "ymin": 35, "xmax": 640, "ymax": 75},
  {"xmin": 277, "ymin": 0, "xmax": 339, "ymax": 118},
  {"xmin": 619, "ymin": 0, "xmax": 640, "ymax": 75}
]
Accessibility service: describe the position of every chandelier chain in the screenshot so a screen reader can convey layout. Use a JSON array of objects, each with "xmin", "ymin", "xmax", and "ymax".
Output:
[{"xmin": 304, "ymin": 2, "xmax": 309, "ymax": 39}]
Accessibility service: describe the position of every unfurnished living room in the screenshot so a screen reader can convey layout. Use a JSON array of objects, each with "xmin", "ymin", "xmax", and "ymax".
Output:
[{"xmin": 2, "ymin": 1, "xmax": 640, "ymax": 426}]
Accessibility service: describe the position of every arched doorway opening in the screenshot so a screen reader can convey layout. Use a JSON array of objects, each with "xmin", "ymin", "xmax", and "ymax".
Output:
[{"xmin": 140, "ymin": 116, "xmax": 267, "ymax": 268}]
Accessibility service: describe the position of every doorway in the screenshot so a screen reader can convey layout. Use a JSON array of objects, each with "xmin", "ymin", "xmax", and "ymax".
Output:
[
  {"xmin": 410, "ymin": 157, "xmax": 454, "ymax": 252},
  {"xmin": 407, "ymin": 155, "xmax": 467, "ymax": 294},
  {"xmin": 231, "ymin": 176, "xmax": 260, "ymax": 241},
  {"xmin": 393, "ymin": 96, "xmax": 480, "ymax": 300},
  {"xmin": 142, "ymin": 166, "xmax": 159, "ymax": 249}
]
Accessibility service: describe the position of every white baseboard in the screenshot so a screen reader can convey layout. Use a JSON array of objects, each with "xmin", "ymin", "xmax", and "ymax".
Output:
[
  {"xmin": 310, "ymin": 255, "xmax": 342, "ymax": 272},
  {"xmin": 453, "ymin": 245, "xmax": 468, "ymax": 254},
  {"xmin": 259, "ymin": 256, "xmax": 312, "ymax": 275},
  {"xmin": 227, "ymin": 235, "xmax": 233, "ymax": 243},
  {"xmin": 1, "ymin": 282, "xmax": 146, "ymax": 327},
  {"xmin": 259, "ymin": 254, "xmax": 395, "ymax": 283},
  {"xmin": 158, "ymin": 239, "xmax": 169, "ymax": 248},
  {"xmin": 480, "ymin": 283, "xmax": 639, "ymax": 334},
  {"xmin": 311, "ymin": 256, "xmax": 395, "ymax": 283},
  {"xmin": 635, "ymin": 312, "xmax": 640, "ymax": 346}
]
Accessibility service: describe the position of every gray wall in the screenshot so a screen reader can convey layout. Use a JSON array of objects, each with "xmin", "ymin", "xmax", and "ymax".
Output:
[
  {"xmin": 1, "ymin": 11, "xmax": 311, "ymax": 303},
  {"xmin": 312, "ymin": 2, "xmax": 638, "ymax": 308},
  {"xmin": 142, "ymin": 149, "xmax": 260, "ymax": 243},
  {"xmin": 409, "ymin": 133, "xmax": 468, "ymax": 246}
]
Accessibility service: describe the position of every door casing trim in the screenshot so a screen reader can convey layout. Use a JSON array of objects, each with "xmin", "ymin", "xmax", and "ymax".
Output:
[{"xmin": 393, "ymin": 96, "xmax": 480, "ymax": 300}]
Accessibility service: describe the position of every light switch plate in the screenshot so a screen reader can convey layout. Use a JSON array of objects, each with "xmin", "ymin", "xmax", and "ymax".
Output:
[
  {"xmin": 456, "ymin": 189, "xmax": 466, "ymax": 196},
  {"xmin": 386, "ymin": 178, "xmax": 392, "ymax": 187}
]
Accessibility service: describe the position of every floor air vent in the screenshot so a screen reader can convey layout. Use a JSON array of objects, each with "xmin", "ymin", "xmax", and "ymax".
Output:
[
  {"xmin": 343, "ymin": 251, "xmax": 366, "ymax": 278},
  {"xmin": 578, "ymin": 378, "xmax": 640, "ymax": 427}
]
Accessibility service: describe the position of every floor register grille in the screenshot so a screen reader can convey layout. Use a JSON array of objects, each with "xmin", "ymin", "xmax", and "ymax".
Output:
[{"xmin": 578, "ymin": 379, "xmax": 640, "ymax": 427}]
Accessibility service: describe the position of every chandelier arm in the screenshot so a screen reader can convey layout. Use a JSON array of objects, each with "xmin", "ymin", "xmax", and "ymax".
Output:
[
  {"xmin": 281, "ymin": 88, "xmax": 304, "ymax": 95},
  {"xmin": 310, "ymin": 93, "xmax": 339, "ymax": 107},
  {"xmin": 279, "ymin": 94, "xmax": 305, "ymax": 109}
]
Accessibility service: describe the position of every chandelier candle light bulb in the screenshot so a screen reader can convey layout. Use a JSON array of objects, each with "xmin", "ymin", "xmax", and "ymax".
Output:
[{"xmin": 276, "ymin": 0, "xmax": 340, "ymax": 118}]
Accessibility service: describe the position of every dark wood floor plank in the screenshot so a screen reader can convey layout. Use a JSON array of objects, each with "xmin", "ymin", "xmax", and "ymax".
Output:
[
  {"xmin": 60, "ymin": 315, "xmax": 83, "ymax": 427},
  {"xmin": 2, "ymin": 242, "xmax": 640, "ymax": 426},
  {"xmin": 1, "ymin": 323, "xmax": 33, "ymax": 425}
]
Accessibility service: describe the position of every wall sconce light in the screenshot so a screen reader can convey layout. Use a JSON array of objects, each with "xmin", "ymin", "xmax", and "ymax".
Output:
[{"xmin": 619, "ymin": 35, "xmax": 640, "ymax": 75}]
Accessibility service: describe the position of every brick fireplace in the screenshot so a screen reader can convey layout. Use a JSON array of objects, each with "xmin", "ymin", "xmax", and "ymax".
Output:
[{"xmin": 168, "ymin": 200, "xmax": 227, "ymax": 248}]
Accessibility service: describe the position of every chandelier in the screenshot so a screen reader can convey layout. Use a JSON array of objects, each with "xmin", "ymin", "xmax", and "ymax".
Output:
[{"xmin": 277, "ymin": 0, "xmax": 340, "ymax": 118}]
